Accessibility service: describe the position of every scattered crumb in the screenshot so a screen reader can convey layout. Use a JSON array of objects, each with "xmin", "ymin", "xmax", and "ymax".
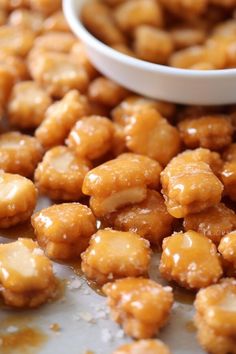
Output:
[
  {"xmin": 67, "ymin": 278, "xmax": 82, "ymax": 290},
  {"xmin": 50, "ymin": 323, "xmax": 61, "ymax": 332},
  {"xmin": 115, "ymin": 329, "xmax": 125, "ymax": 339},
  {"xmin": 101, "ymin": 328, "xmax": 113, "ymax": 343}
]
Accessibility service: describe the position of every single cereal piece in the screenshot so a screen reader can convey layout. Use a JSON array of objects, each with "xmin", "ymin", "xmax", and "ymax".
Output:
[
  {"xmin": 178, "ymin": 115, "xmax": 233, "ymax": 151},
  {"xmin": 81, "ymin": 230, "xmax": 151, "ymax": 285},
  {"xmin": 0, "ymin": 51, "xmax": 28, "ymax": 82},
  {"xmin": 184, "ymin": 203, "xmax": 236, "ymax": 245},
  {"xmin": 112, "ymin": 96, "xmax": 176, "ymax": 125},
  {"xmin": 70, "ymin": 41, "xmax": 98, "ymax": 79},
  {"xmin": 171, "ymin": 27, "xmax": 206, "ymax": 50},
  {"xmin": 114, "ymin": 0, "xmax": 163, "ymax": 33},
  {"xmin": 101, "ymin": 190, "xmax": 174, "ymax": 246},
  {"xmin": 82, "ymin": 153, "xmax": 162, "ymax": 217},
  {"xmin": 159, "ymin": 0, "xmax": 208, "ymax": 18},
  {"xmin": 222, "ymin": 143, "xmax": 236, "ymax": 162},
  {"xmin": 34, "ymin": 32, "xmax": 76, "ymax": 53},
  {"xmin": 0, "ymin": 172, "xmax": 37, "ymax": 228},
  {"xmin": 160, "ymin": 231, "xmax": 223, "ymax": 289},
  {"xmin": 32, "ymin": 203, "xmax": 96, "ymax": 261},
  {"xmin": 35, "ymin": 90, "xmax": 90, "ymax": 149},
  {"xmin": 88, "ymin": 77, "xmax": 129, "ymax": 108},
  {"xmin": 67, "ymin": 116, "xmax": 114, "ymax": 160},
  {"xmin": 8, "ymin": 9, "xmax": 44, "ymax": 34},
  {"xmin": 219, "ymin": 231, "xmax": 236, "ymax": 268},
  {"xmin": 81, "ymin": 0, "xmax": 125, "ymax": 46},
  {"xmin": 43, "ymin": 10, "xmax": 70, "ymax": 32},
  {"xmin": 29, "ymin": 0, "xmax": 61, "ymax": 15},
  {"xmin": 113, "ymin": 340, "xmax": 171, "ymax": 354},
  {"xmin": 124, "ymin": 108, "xmax": 181, "ymax": 166},
  {"xmin": 35, "ymin": 146, "xmax": 91, "ymax": 201},
  {"xmin": 103, "ymin": 278, "xmax": 173, "ymax": 339},
  {"xmin": 0, "ymin": 132, "xmax": 43, "ymax": 177},
  {"xmin": 0, "ymin": 26, "xmax": 35, "ymax": 57},
  {"xmin": 161, "ymin": 151, "xmax": 224, "ymax": 218},
  {"xmin": 7, "ymin": 81, "xmax": 52, "ymax": 129},
  {"xmin": 111, "ymin": 123, "xmax": 127, "ymax": 157},
  {"xmin": 195, "ymin": 278, "xmax": 236, "ymax": 338},
  {"xmin": 0, "ymin": 65, "xmax": 14, "ymax": 108},
  {"xmin": 221, "ymin": 161, "xmax": 236, "ymax": 201},
  {"xmin": 29, "ymin": 51, "xmax": 89, "ymax": 98},
  {"xmin": 0, "ymin": 238, "xmax": 57, "ymax": 308},
  {"xmin": 134, "ymin": 26, "xmax": 174, "ymax": 64}
]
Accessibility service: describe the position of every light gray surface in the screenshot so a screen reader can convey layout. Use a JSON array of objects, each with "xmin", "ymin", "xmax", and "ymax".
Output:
[{"xmin": 0, "ymin": 198, "xmax": 204, "ymax": 354}]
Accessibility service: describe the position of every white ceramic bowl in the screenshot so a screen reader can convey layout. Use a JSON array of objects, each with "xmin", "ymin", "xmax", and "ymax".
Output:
[{"xmin": 63, "ymin": 0, "xmax": 236, "ymax": 105}]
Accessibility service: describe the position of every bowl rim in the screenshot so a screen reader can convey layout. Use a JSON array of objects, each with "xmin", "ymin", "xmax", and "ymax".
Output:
[{"xmin": 63, "ymin": 0, "xmax": 236, "ymax": 79}]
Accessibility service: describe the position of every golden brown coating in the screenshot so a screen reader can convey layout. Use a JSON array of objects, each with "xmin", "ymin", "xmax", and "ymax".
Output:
[
  {"xmin": 8, "ymin": 9, "xmax": 45, "ymax": 34},
  {"xmin": 81, "ymin": 0, "xmax": 125, "ymax": 46},
  {"xmin": 0, "ymin": 25, "xmax": 35, "ymax": 57},
  {"xmin": 102, "ymin": 190, "xmax": 174, "ymax": 246},
  {"xmin": 67, "ymin": 116, "xmax": 114, "ymax": 160},
  {"xmin": 28, "ymin": 50, "xmax": 89, "ymax": 98},
  {"xmin": 113, "ymin": 340, "xmax": 171, "ymax": 354},
  {"xmin": 7, "ymin": 81, "xmax": 52, "ymax": 129},
  {"xmin": 124, "ymin": 108, "xmax": 181, "ymax": 166},
  {"xmin": 221, "ymin": 161, "xmax": 236, "ymax": 202},
  {"xmin": 70, "ymin": 42, "xmax": 98, "ymax": 79},
  {"xmin": 210, "ymin": 0, "xmax": 236, "ymax": 7},
  {"xmin": 178, "ymin": 115, "xmax": 233, "ymax": 151},
  {"xmin": 0, "ymin": 238, "xmax": 57, "ymax": 308},
  {"xmin": 83, "ymin": 153, "xmax": 162, "ymax": 216},
  {"xmin": 0, "ymin": 9, "xmax": 6, "ymax": 25},
  {"xmin": 0, "ymin": 132, "xmax": 43, "ymax": 177},
  {"xmin": 43, "ymin": 10, "xmax": 70, "ymax": 32},
  {"xmin": 0, "ymin": 65, "xmax": 14, "ymax": 109},
  {"xmin": 134, "ymin": 26, "xmax": 174, "ymax": 65},
  {"xmin": 222, "ymin": 143, "xmax": 236, "ymax": 162},
  {"xmin": 114, "ymin": 0, "xmax": 164, "ymax": 33},
  {"xmin": 171, "ymin": 27, "xmax": 206, "ymax": 50},
  {"xmin": 195, "ymin": 278, "xmax": 236, "ymax": 337},
  {"xmin": 0, "ymin": 51, "xmax": 29, "ymax": 82},
  {"xmin": 161, "ymin": 150, "xmax": 223, "ymax": 218},
  {"xmin": 159, "ymin": 231, "xmax": 223, "ymax": 289},
  {"xmin": 218, "ymin": 232, "xmax": 236, "ymax": 268},
  {"xmin": 34, "ymin": 32, "xmax": 76, "ymax": 53},
  {"xmin": 112, "ymin": 96, "xmax": 176, "ymax": 124},
  {"xmin": 81, "ymin": 229, "xmax": 151, "ymax": 285},
  {"xmin": 32, "ymin": 203, "xmax": 96, "ymax": 261},
  {"xmin": 0, "ymin": 172, "xmax": 37, "ymax": 228},
  {"xmin": 184, "ymin": 203, "xmax": 236, "ymax": 245},
  {"xmin": 35, "ymin": 146, "xmax": 91, "ymax": 201},
  {"xmin": 29, "ymin": 0, "xmax": 61, "ymax": 15},
  {"xmin": 103, "ymin": 277, "xmax": 173, "ymax": 339},
  {"xmin": 35, "ymin": 90, "xmax": 90, "ymax": 149},
  {"xmin": 159, "ymin": 0, "xmax": 208, "ymax": 17},
  {"xmin": 88, "ymin": 77, "xmax": 129, "ymax": 108}
]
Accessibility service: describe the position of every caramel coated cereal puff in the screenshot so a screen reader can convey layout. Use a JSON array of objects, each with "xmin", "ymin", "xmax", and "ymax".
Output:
[
  {"xmin": 0, "ymin": 52, "xmax": 28, "ymax": 82},
  {"xmin": 43, "ymin": 11, "xmax": 70, "ymax": 32},
  {"xmin": 103, "ymin": 278, "xmax": 173, "ymax": 339},
  {"xmin": 0, "ymin": 26, "xmax": 35, "ymax": 57},
  {"xmin": 102, "ymin": 190, "xmax": 174, "ymax": 246},
  {"xmin": 0, "ymin": 238, "xmax": 57, "ymax": 308},
  {"xmin": 88, "ymin": 77, "xmax": 129, "ymax": 108},
  {"xmin": 32, "ymin": 203, "xmax": 96, "ymax": 261},
  {"xmin": 111, "ymin": 123, "xmax": 127, "ymax": 157},
  {"xmin": 7, "ymin": 81, "xmax": 52, "ymax": 129},
  {"xmin": 34, "ymin": 32, "xmax": 76, "ymax": 53},
  {"xmin": 161, "ymin": 152, "xmax": 223, "ymax": 218},
  {"xmin": 0, "ymin": 66, "xmax": 14, "ymax": 109},
  {"xmin": 81, "ymin": 0, "xmax": 125, "ymax": 46},
  {"xmin": 178, "ymin": 115, "xmax": 233, "ymax": 151},
  {"xmin": 219, "ymin": 232, "xmax": 236, "ymax": 268},
  {"xmin": 8, "ymin": 9, "xmax": 44, "ymax": 34},
  {"xmin": 0, "ymin": 132, "xmax": 43, "ymax": 177},
  {"xmin": 171, "ymin": 27, "xmax": 206, "ymax": 50},
  {"xmin": 0, "ymin": 172, "xmax": 37, "ymax": 228},
  {"xmin": 124, "ymin": 108, "xmax": 181, "ymax": 166},
  {"xmin": 29, "ymin": 51, "xmax": 89, "ymax": 98},
  {"xmin": 184, "ymin": 204, "xmax": 236, "ymax": 245},
  {"xmin": 35, "ymin": 90, "xmax": 90, "ymax": 149},
  {"xmin": 113, "ymin": 340, "xmax": 171, "ymax": 354},
  {"xmin": 134, "ymin": 26, "xmax": 174, "ymax": 65},
  {"xmin": 70, "ymin": 42, "xmax": 98, "ymax": 79},
  {"xmin": 221, "ymin": 161, "xmax": 236, "ymax": 202},
  {"xmin": 29, "ymin": 0, "xmax": 61, "ymax": 15},
  {"xmin": 82, "ymin": 153, "xmax": 162, "ymax": 217},
  {"xmin": 195, "ymin": 278, "xmax": 236, "ymax": 338},
  {"xmin": 222, "ymin": 143, "xmax": 236, "ymax": 162},
  {"xmin": 81, "ymin": 230, "xmax": 151, "ymax": 285},
  {"xmin": 35, "ymin": 146, "xmax": 91, "ymax": 201},
  {"xmin": 159, "ymin": 0, "xmax": 208, "ymax": 18},
  {"xmin": 67, "ymin": 116, "xmax": 114, "ymax": 161},
  {"xmin": 114, "ymin": 0, "xmax": 164, "ymax": 33},
  {"xmin": 160, "ymin": 231, "xmax": 223, "ymax": 289},
  {"xmin": 112, "ymin": 96, "xmax": 176, "ymax": 126}
]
